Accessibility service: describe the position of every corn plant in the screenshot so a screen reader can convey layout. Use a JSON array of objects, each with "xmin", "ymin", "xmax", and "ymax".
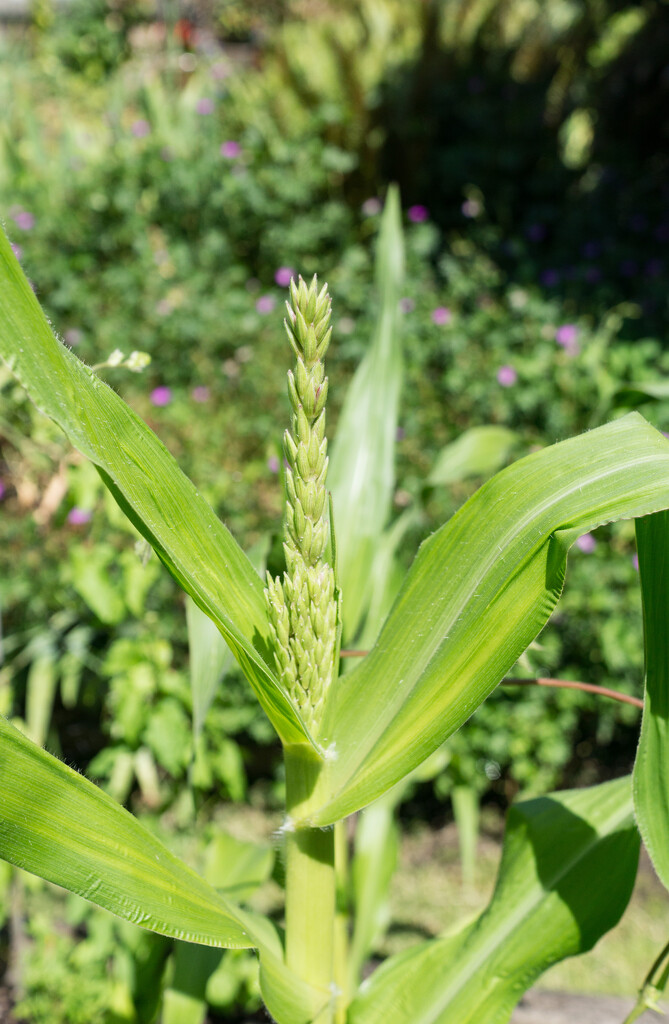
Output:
[{"xmin": 2, "ymin": 211, "xmax": 669, "ymax": 1024}]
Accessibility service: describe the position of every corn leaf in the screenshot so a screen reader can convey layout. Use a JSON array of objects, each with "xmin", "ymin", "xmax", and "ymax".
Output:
[
  {"xmin": 633, "ymin": 509, "xmax": 669, "ymax": 891},
  {"xmin": 348, "ymin": 777, "xmax": 638, "ymax": 1024},
  {"xmin": 0, "ymin": 227, "xmax": 309, "ymax": 747},
  {"xmin": 309, "ymin": 415, "xmax": 669, "ymax": 825},
  {"xmin": 0, "ymin": 714, "xmax": 327, "ymax": 1024},
  {"xmin": 428, "ymin": 425, "xmax": 518, "ymax": 486},
  {"xmin": 327, "ymin": 184, "xmax": 404, "ymax": 642},
  {"xmin": 0, "ymin": 713, "xmax": 258, "ymax": 946}
]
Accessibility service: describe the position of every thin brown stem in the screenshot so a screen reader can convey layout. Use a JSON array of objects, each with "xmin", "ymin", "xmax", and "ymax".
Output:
[
  {"xmin": 503, "ymin": 677, "xmax": 643, "ymax": 709},
  {"xmin": 339, "ymin": 650, "xmax": 643, "ymax": 709}
]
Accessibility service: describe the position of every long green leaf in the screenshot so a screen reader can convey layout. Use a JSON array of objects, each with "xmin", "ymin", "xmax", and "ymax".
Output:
[
  {"xmin": 348, "ymin": 777, "xmax": 638, "ymax": 1024},
  {"xmin": 633, "ymin": 509, "xmax": 669, "ymax": 890},
  {"xmin": 0, "ymin": 714, "xmax": 254, "ymax": 947},
  {"xmin": 0, "ymin": 228, "xmax": 308, "ymax": 747},
  {"xmin": 0, "ymin": 714, "xmax": 328, "ymax": 1024},
  {"xmin": 428, "ymin": 425, "xmax": 517, "ymax": 486},
  {"xmin": 328, "ymin": 184, "xmax": 404, "ymax": 642},
  {"xmin": 308, "ymin": 415, "xmax": 669, "ymax": 825}
]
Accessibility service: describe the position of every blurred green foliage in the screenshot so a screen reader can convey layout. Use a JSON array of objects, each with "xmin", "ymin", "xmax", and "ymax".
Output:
[{"xmin": 0, "ymin": 1, "xmax": 668, "ymax": 1015}]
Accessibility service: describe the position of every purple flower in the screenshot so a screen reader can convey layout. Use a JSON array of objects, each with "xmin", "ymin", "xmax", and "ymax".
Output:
[
  {"xmin": 576, "ymin": 533, "xmax": 596, "ymax": 553},
  {"xmin": 461, "ymin": 198, "xmax": 481, "ymax": 218},
  {"xmin": 150, "ymin": 386, "xmax": 172, "ymax": 407},
  {"xmin": 497, "ymin": 365, "xmax": 517, "ymax": 387},
  {"xmin": 645, "ymin": 259, "xmax": 663, "ymax": 278},
  {"xmin": 431, "ymin": 306, "xmax": 452, "ymax": 325},
  {"xmin": 64, "ymin": 328, "xmax": 82, "ymax": 347},
  {"xmin": 10, "ymin": 242, "xmax": 22, "ymax": 260},
  {"xmin": 191, "ymin": 386, "xmax": 210, "ymax": 403},
  {"xmin": 131, "ymin": 119, "xmax": 151, "ymax": 138},
  {"xmin": 14, "ymin": 211, "xmax": 34, "ymax": 231},
  {"xmin": 268, "ymin": 455, "xmax": 280, "ymax": 474},
  {"xmin": 274, "ymin": 266, "xmax": 294, "ymax": 287},
  {"xmin": 196, "ymin": 97, "xmax": 215, "ymax": 115},
  {"xmin": 525, "ymin": 223, "xmax": 546, "ymax": 242},
  {"xmin": 361, "ymin": 197, "xmax": 382, "ymax": 216},
  {"xmin": 220, "ymin": 140, "xmax": 241, "ymax": 159},
  {"xmin": 399, "ymin": 297, "xmax": 415, "ymax": 313},
  {"xmin": 256, "ymin": 295, "xmax": 276, "ymax": 315},
  {"xmin": 555, "ymin": 324, "xmax": 579, "ymax": 354},
  {"xmin": 67, "ymin": 507, "xmax": 92, "ymax": 525},
  {"xmin": 407, "ymin": 205, "xmax": 428, "ymax": 223},
  {"xmin": 540, "ymin": 269, "xmax": 560, "ymax": 287},
  {"xmin": 0, "ymin": 480, "xmax": 5, "ymax": 500},
  {"xmin": 581, "ymin": 241, "xmax": 601, "ymax": 259},
  {"xmin": 211, "ymin": 61, "xmax": 231, "ymax": 81},
  {"xmin": 632, "ymin": 553, "xmax": 639, "ymax": 571}
]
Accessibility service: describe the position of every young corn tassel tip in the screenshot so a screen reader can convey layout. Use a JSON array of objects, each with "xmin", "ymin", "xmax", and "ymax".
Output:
[{"xmin": 264, "ymin": 275, "xmax": 338, "ymax": 735}]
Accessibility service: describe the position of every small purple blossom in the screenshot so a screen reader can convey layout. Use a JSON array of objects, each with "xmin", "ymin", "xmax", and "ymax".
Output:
[
  {"xmin": 131, "ymin": 119, "xmax": 151, "ymax": 138},
  {"xmin": 361, "ymin": 197, "xmax": 382, "ymax": 216},
  {"xmin": 645, "ymin": 259, "xmax": 663, "ymax": 278},
  {"xmin": 64, "ymin": 328, "xmax": 82, "ymax": 347},
  {"xmin": 256, "ymin": 295, "xmax": 276, "ymax": 315},
  {"xmin": 431, "ymin": 306, "xmax": 452, "ymax": 325},
  {"xmin": 211, "ymin": 61, "xmax": 231, "ymax": 81},
  {"xmin": 191, "ymin": 386, "xmax": 210, "ymax": 403},
  {"xmin": 581, "ymin": 241, "xmax": 601, "ymax": 259},
  {"xmin": 196, "ymin": 97, "xmax": 215, "ymax": 115},
  {"xmin": 220, "ymin": 140, "xmax": 241, "ymax": 159},
  {"xmin": 268, "ymin": 455, "xmax": 280, "ymax": 474},
  {"xmin": 14, "ymin": 211, "xmax": 34, "ymax": 231},
  {"xmin": 540, "ymin": 269, "xmax": 560, "ymax": 287},
  {"xmin": 461, "ymin": 198, "xmax": 481, "ymax": 218},
  {"xmin": 497, "ymin": 365, "xmax": 517, "ymax": 387},
  {"xmin": 632, "ymin": 553, "xmax": 639, "ymax": 571},
  {"xmin": 525, "ymin": 223, "xmax": 546, "ymax": 242},
  {"xmin": 576, "ymin": 533, "xmax": 596, "ymax": 553},
  {"xmin": 407, "ymin": 205, "xmax": 428, "ymax": 223},
  {"xmin": 399, "ymin": 297, "xmax": 415, "ymax": 313},
  {"xmin": 274, "ymin": 266, "xmax": 294, "ymax": 287},
  {"xmin": 150, "ymin": 386, "xmax": 172, "ymax": 407},
  {"xmin": 67, "ymin": 507, "xmax": 92, "ymax": 525},
  {"xmin": 10, "ymin": 242, "xmax": 22, "ymax": 260},
  {"xmin": 555, "ymin": 324, "xmax": 579, "ymax": 354},
  {"xmin": 0, "ymin": 480, "xmax": 5, "ymax": 500}
]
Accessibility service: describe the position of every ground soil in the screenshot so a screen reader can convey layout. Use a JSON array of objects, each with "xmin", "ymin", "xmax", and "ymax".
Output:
[{"xmin": 511, "ymin": 990, "xmax": 664, "ymax": 1023}]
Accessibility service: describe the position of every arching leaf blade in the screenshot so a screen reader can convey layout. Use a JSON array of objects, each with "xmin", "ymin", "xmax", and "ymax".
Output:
[
  {"xmin": 328, "ymin": 184, "xmax": 404, "ymax": 642},
  {"xmin": 0, "ymin": 228, "xmax": 308, "ymax": 746},
  {"xmin": 309, "ymin": 415, "xmax": 669, "ymax": 826},
  {"xmin": 633, "ymin": 509, "xmax": 669, "ymax": 891},
  {"xmin": 348, "ymin": 777, "xmax": 638, "ymax": 1024}
]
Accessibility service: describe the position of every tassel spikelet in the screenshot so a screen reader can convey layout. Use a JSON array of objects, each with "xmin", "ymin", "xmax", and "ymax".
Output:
[{"xmin": 264, "ymin": 275, "xmax": 337, "ymax": 734}]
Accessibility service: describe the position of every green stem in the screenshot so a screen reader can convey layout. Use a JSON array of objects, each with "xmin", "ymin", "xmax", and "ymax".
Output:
[
  {"xmin": 333, "ymin": 818, "xmax": 349, "ymax": 1020},
  {"xmin": 284, "ymin": 744, "xmax": 336, "ymax": 1019}
]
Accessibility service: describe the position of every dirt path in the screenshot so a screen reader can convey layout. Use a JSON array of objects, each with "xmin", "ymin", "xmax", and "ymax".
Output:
[{"xmin": 511, "ymin": 990, "xmax": 665, "ymax": 1023}]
